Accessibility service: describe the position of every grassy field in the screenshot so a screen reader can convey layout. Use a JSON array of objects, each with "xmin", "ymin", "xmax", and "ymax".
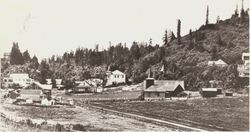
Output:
[
  {"xmin": 92, "ymin": 96, "xmax": 249, "ymax": 131},
  {"xmin": 61, "ymin": 90, "xmax": 142, "ymax": 100}
]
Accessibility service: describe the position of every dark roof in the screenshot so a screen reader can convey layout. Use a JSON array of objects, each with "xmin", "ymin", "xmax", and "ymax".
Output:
[{"xmin": 144, "ymin": 80, "xmax": 184, "ymax": 92}]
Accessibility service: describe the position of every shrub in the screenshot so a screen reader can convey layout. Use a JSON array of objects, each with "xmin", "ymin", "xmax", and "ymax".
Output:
[
  {"xmin": 26, "ymin": 119, "xmax": 33, "ymax": 126},
  {"xmin": 55, "ymin": 123, "xmax": 65, "ymax": 131},
  {"xmin": 73, "ymin": 124, "xmax": 90, "ymax": 131}
]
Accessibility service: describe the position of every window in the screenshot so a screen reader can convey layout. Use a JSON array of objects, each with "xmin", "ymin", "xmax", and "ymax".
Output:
[{"xmin": 156, "ymin": 92, "xmax": 160, "ymax": 97}]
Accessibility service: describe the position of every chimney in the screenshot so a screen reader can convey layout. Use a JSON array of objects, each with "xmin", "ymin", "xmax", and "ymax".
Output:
[{"xmin": 145, "ymin": 78, "xmax": 155, "ymax": 89}]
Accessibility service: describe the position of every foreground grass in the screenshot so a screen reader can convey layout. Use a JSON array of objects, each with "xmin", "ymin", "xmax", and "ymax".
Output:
[{"xmin": 92, "ymin": 96, "xmax": 249, "ymax": 131}]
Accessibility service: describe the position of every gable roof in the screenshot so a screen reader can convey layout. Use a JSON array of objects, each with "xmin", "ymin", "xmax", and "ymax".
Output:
[
  {"xmin": 144, "ymin": 80, "xmax": 184, "ymax": 92},
  {"xmin": 208, "ymin": 59, "xmax": 227, "ymax": 65},
  {"xmin": 10, "ymin": 73, "xmax": 29, "ymax": 79},
  {"xmin": 112, "ymin": 70, "xmax": 125, "ymax": 75}
]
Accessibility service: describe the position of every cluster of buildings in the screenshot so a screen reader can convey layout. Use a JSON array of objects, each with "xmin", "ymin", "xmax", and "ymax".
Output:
[{"xmin": 1, "ymin": 52, "xmax": 249, "ymax": 103}]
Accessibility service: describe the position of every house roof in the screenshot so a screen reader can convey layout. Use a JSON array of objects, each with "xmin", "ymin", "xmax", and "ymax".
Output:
[
  {"xmin": 112, "ymin": 70, "xmax": 125, "ymax": 75},
  {"xmin": 242, "ymin": 53, "xmax": 250, "ymax": 57},
  {"xmin": 9, "ymin": 73, "xmax": 29, "ymax": 79},
  {"xmin": 144, "ymin": 80, "xmax": 184, "ymax": 92},
  {"xmin": 201, "ymin": 88, "xmax": 218, "ymax": 91},
  {"xmin": 208, "ymin": 59, "xmax": 227, "ymax": 65}
]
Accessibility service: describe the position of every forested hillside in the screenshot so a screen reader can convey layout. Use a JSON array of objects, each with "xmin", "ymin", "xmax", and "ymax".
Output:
[{"xmin": 2, "ymin": 7, "xmax": 249, "ymax": 91}]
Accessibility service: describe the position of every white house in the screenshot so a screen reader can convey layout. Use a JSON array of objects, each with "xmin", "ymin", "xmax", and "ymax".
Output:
[
  {"xmin": 208, "ymin": 59, "xmax": 228, "ymax": 67},
  {"xmin": 106, "ymin": 70, "xmax": 126, "ymax": 86},
  {"xmin": 238, "ymin": 53, "xmax": 250, "ymax": 77}
]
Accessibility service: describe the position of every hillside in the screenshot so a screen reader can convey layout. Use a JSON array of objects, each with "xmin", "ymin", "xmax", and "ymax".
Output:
[
  {"xmin": 2, "ymin": 13, "xmax": 249, "ymax": 91},
  {"xmin": 131, "ymin": 16, "xmax": 249, "ymax": 90}
]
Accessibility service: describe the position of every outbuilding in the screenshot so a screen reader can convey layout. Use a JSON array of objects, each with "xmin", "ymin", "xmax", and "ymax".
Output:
[{"xmin": 200, "ymin": 88, "xmax": 218, "ymax": 97}]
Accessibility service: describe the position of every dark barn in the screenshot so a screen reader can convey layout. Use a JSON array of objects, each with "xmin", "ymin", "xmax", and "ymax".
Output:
[{"xmin": 143, "ymin": 78, "xmax": 185, "ymax": 100}]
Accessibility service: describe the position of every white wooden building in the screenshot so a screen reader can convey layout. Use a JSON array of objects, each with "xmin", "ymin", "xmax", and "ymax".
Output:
[{"xmin": 106, "ymin": 70, "xmax": 126, "ymax": 86}]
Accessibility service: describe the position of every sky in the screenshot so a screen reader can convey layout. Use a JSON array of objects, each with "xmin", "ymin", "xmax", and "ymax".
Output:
[{"xmin": 0, "ymin": 0, "xmax": 249, "ymax": 60}]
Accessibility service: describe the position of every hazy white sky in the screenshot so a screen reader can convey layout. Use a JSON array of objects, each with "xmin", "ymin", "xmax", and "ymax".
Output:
[{"xmin": 0, "ymin": 0, "xmax": 249, "ymax": 60}]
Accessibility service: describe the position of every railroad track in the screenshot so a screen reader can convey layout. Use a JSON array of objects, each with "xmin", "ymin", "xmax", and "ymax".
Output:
[{"xmin": 83, "ymin": 104, "xmax": 231, "ymax": 131}]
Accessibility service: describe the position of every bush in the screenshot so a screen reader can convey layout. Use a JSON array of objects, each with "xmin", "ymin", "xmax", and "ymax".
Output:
[
  {"xmin": 73, "ymin": 124, "xmax": 90, "ymax": 131},
  {"xmin": 26, "ymin": 119, "xmax": 33, "ymax": 126},
  {"xmin": 55, "ymin": 123, "xmax": 65, "ymax": 131}
]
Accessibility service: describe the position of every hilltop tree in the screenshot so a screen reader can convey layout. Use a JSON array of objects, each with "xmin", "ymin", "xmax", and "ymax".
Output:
[
  {"xmin": 10, "ymin": 42, "xmax": 24, "ymax": 65},
  {"xmin": 163, "ymin": 29, "xmax": 168, "ymax": 46},
  {"xmin": 177, "ymin": 19, "xmax": 181, "ymax": 45},
  {"xmin": 169, "ymin": 31, "xmax": 176, "ymax": 42},
  {"xmin": 206, "ymin": 5, "xmax": 209, "ymax": 25},
  {"xmin": 23, "ymin": 50, "xmax": 31, "ymax": 62}
]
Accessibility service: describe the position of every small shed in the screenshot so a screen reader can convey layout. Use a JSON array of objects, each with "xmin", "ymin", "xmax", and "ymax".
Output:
[{"xmin": 200, "ymin": 88, "xmax": 218, "ymax": 97}]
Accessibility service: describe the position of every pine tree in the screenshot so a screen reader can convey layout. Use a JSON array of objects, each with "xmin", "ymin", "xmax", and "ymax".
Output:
[
  {"xmin": 10, "ymin": 42, "xmax": 24, "ymax": 65},
  {"xmin": 240, "ymin": 0, "xmax": 246, "ymax": 23},
  {"xmin": 23, "ymin": 50, "xmax": 31, "ymax": 62},
  {"xmin": 206, "ymin": 5, "xmax": 209, "ymax": 25},
  {"xmin": 39, "ymin": 60, "xmax": 49, "ymax": 84},
  {"xmin": 31, "ymin": 55, "xmax": 39, "ymax": 69},
  {"xmin": 163, "ymin": 29, "xmax": 168, "ymax": 46},
  {"xmin": 170, "ymin": 31, "xmax": 176, "ymax": 42},
  {"xmin": 177, "ymin": 19, "xmax": 181, "ymax": 45}
]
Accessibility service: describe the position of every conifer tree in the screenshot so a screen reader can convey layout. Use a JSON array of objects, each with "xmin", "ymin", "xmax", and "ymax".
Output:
[
  {"xmin": 177, "ymin": 19, "xmax": 181, "ymax": 45},
  {"xmin": 23, "ymin": 50, "xmax": 31, "ymax": 62},
  {"xmin": 10, "ymin": 42, "xmax": 24, "ymax": 65},
  {"xmin": 206, "ymin": 5, "xmax": 209, "ymax": 25},
  {"xmin": 163, "ymin": 29, "xmax": 168, "ymax": 45}
]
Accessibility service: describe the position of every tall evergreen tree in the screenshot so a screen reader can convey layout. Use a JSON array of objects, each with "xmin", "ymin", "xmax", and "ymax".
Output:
[
  {"xmin": 10, "ymin": 42, "xmax": 24, "ymax": 65},
  {"xmin": 31, "ymin": 55, "xmax": 39, "ymax": 69},
  {"xmin": 23, "ymin": 50, "xmax": 31, "ymax": 62},
  {"xmin": 206, "ymin": 5, "xmax": 209, "ymax": 25},
  {"xmin": 163, "ymin": 29, "xmax": 168, "ymax": 46},
  {"xmin": 177, "ymin": 19, "xmax": 181, "ymax": 45},
  {"xmin": 39, "ymin": 60, "xmax": 50, "ymax": 84}
]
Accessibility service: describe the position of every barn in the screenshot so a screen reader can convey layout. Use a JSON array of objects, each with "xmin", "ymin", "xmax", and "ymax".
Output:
[{"xmin": 143, "ymin": 78, "xmax": 185, "ymax": 100}]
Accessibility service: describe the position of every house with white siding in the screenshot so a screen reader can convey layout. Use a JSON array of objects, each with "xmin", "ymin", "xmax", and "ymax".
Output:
[{"xmin": 105, "ymin": 70, "xmax": 126, "ymax": 86}]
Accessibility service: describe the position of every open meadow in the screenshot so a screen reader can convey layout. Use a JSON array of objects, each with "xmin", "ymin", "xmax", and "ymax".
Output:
[{"xmin": 91, "ymin": 96, "xmax": 249, "ymax": 131}]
